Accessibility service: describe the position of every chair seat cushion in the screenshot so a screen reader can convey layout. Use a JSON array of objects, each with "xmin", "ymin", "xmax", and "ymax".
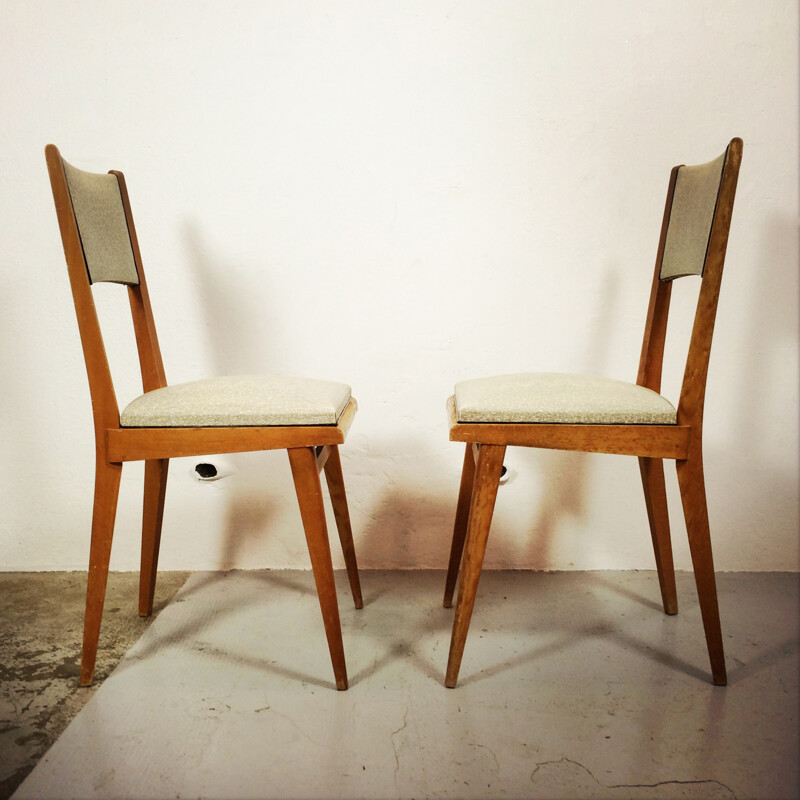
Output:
[
  {"xmin": 454, "ymin": 373, "xmax": 677, "ymax": 424},
  {"xmin": 120, "ymin": 375, "xmax": 352, "ymax": 428}
]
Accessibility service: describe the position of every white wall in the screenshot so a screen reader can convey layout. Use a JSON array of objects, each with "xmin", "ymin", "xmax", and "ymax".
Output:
[{"xmin": 1, "ymin": 0, "xmax": 797, "ymax": 573}]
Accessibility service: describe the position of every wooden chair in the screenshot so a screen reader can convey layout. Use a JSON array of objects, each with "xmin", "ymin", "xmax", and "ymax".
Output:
[
  {"xmin": 443, "ymin": 138, "xmax": 743, "ymax": 688},
  {"xmin": 45, "ymin": 144, "xmax": 362, "ymax": 691}
]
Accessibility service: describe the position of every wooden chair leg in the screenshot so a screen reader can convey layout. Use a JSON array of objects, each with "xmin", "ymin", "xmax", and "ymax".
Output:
[
  {"xmin": 288, "ymin": 447, "xmax": 349, "ymax": 690},
  {"xmin": 443, "ymin": 444, "xmax": 477, "ymax": 608},
  {"xmin": 676, "ymin": 451, "xmax": 727, "ymax": 685},
  {"xmin": 639, "ymin": 456, "xmax": 678, "ymax": 615},
  {"xmin": 139, "ymin": 458, "xmax": 169, "ymax": 617},
  {"xmin": 322, "ymin": 445, "xmax": 363, "ymax": 609},
  {"xmin": 81, "ymin": 459, "xmax": 123, "ymax": 686},
  {"xmin": 445, "ymin": 444, "xmax": 506, "ymax": 688}
]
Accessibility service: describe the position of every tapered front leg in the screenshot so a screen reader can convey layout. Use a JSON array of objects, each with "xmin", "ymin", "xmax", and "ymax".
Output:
[
  {"xmin": 288, "ymin": 447, "xmax": 348, "ymax": 690},
  {"xmin": 639, "ymin": 457, "xmax": 677, "ymax": 615},
  {"xmin": 322, "ymin": 445, "xmax": 363, "ymax": 609},
  {"xmin": 81, "ymin": 458, "xmax": 123, "ymax": 686},
  {"xmin": 443, "ymin": 444, "xmax": 477, "ymax": 608},
  {"xmin": 139, "ymin": 458, "xmax": 169, "ymax": 617},
  {"xmin": 445, "ymin": 444, "xmax": 506, "ymax": 688},
  {"xmin": 676, "ymin": 450, "xmax": 726, "ymax": 685}
]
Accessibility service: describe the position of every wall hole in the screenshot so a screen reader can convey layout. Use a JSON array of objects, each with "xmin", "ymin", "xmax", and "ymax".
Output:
[{"xmin": 195, "ymin": 463, "xmax": 219, "ymax": 480}]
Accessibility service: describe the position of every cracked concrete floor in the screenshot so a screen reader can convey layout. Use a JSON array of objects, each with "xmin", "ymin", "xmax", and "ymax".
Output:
[
  {"xmin": 0, "ymin": 571, "xmax": 190, "ymax": 799},
  {"xmin": 6, "ymin": 570, "xmax": 800, "ymax": 799}
]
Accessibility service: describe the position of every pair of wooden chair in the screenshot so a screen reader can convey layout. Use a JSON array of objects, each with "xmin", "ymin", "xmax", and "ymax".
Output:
[{"xmin": 45, "ymin": 139, "xmax": 742, "ymax": 691}]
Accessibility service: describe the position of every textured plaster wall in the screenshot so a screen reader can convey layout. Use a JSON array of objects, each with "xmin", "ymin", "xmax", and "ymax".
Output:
[{"xmin": 1, "ymin": 0, "xmax": 798, "ymax": 572}]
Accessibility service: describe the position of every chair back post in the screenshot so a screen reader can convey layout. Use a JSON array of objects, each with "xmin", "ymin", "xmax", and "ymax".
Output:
[
  {"xmin": 637, "ymin": 166, "xmax": 679, "ymax": 393},
  {"xmin": 111, "ymin": 170, "xmax": 168, "ymax": 393},
  {"xmin": 676, "ymin": 138, "xmax": 743, "ymax": 428},
  {"xmin": 45, "ymin": 145, "xmax": 121, "ymax": 440}
]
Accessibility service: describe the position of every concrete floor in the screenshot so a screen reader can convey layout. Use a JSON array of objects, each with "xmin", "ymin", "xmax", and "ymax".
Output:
[
  {"xmin": 3, "ymin": 570, "xmax": 799, "ymax": 799},
  {"xmin": 0, "ymin": 571, "xmax": 190, "ymax": 799}
]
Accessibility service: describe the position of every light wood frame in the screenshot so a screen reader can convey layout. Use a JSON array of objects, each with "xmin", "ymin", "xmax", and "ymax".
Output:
[
  {"xmin": 45, "ymin": 145, "xmax": 362, "ymax": 691},
  {"xmin": 443, "ymin": 139, "xmax": 743, "ymax": 688}
]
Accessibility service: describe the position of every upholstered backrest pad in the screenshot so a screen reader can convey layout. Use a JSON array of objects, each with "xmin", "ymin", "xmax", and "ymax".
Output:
[
  {"xmin": 660, "ymin": 149, "xmax": 726, "ymax": 281},
  {"xmin": 62, "ymin": 159, "xmax": 139, "ymax": 285}
]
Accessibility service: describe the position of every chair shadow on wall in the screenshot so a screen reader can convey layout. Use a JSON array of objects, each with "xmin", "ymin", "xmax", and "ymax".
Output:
[
  {"xmin": 709, "ymin": 213, "xmax": 800, "ymax": 689},
  {"xmin": 735, "ymin": 214, "xmax": 797, "ymax": 443},
  {"xmin": 721, "ymin": 213, "xmax": 799, "ymax": 557},
  {"xmin": 521, "ymin": 267, "xmax": 621, "ymax": 569},
  {"xmin": 180, "ymin": 221, "xmax": 285, "ymax": 573}
]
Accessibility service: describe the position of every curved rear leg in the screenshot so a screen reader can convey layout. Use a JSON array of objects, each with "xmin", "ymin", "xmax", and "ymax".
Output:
[
  {"xmin": 323, "ymin": 445, "xmax": 363, "ymax": 609},
  {"xmin": 639, "ymin": 456, "xmax": 678, "ymax": 614},
  {"xmin": 676, "ymin": 451, "xmax": 726, "ymax": 685},
  {"xmin": 443, "ymin": 444, "xmax": 476, "ymax": 608}
]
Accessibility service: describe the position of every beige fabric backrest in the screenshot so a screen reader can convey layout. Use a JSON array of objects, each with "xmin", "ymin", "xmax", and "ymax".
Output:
[
  {"xmin": 61, "ymin": 158, "xmax": 140, "ymax": 285},
  {"xmin": 660, "ymin": 148, "xmax": 727, "ymax": 281}
]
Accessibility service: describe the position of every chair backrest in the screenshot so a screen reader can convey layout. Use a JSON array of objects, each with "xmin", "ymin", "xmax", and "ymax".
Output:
[
  {"xmin": 59, "ymin": 159, "xmax": 141, "ymax": 286},
  {"xmin": 637, "ymin": 138, "xmax": 743, "ymax": 429},
  {"xmin": 45, "ymin": 145, "xmax": 167, "ymax": 438}
]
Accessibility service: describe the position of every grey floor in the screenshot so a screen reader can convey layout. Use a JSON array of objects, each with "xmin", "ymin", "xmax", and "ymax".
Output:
[
  {"xmin": 3, "ymin": 570, "xmax": 799, "ymax": 800},
  {"xmin": 0, "ymin": 572, "xmax": 191, "ymax": 799}
]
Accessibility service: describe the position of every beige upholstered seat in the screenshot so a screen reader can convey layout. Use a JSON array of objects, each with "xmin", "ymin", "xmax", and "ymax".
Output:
[
  {"xmin": 454, "ymin": 373, "xmax": 677, "ymax": 425},
  {"xmin": 121, "ymin": 375, "xmax": 352, "ymax": 427}
]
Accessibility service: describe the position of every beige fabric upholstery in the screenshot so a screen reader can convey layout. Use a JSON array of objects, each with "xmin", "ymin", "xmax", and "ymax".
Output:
[
  {"xmin": 660, "ymin": 150, "xmax": 726, "ymax": 281},
  {"xmin": 62, "ymin": 159, "xmax": 140, "ymax": 286},
  {"xmin": 454, "ymin": 373, "xmax": 677, "ymax": 424},
  {"xmin": 121, "ymin": 374, "xmax": 352, "ymax": 427}
]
